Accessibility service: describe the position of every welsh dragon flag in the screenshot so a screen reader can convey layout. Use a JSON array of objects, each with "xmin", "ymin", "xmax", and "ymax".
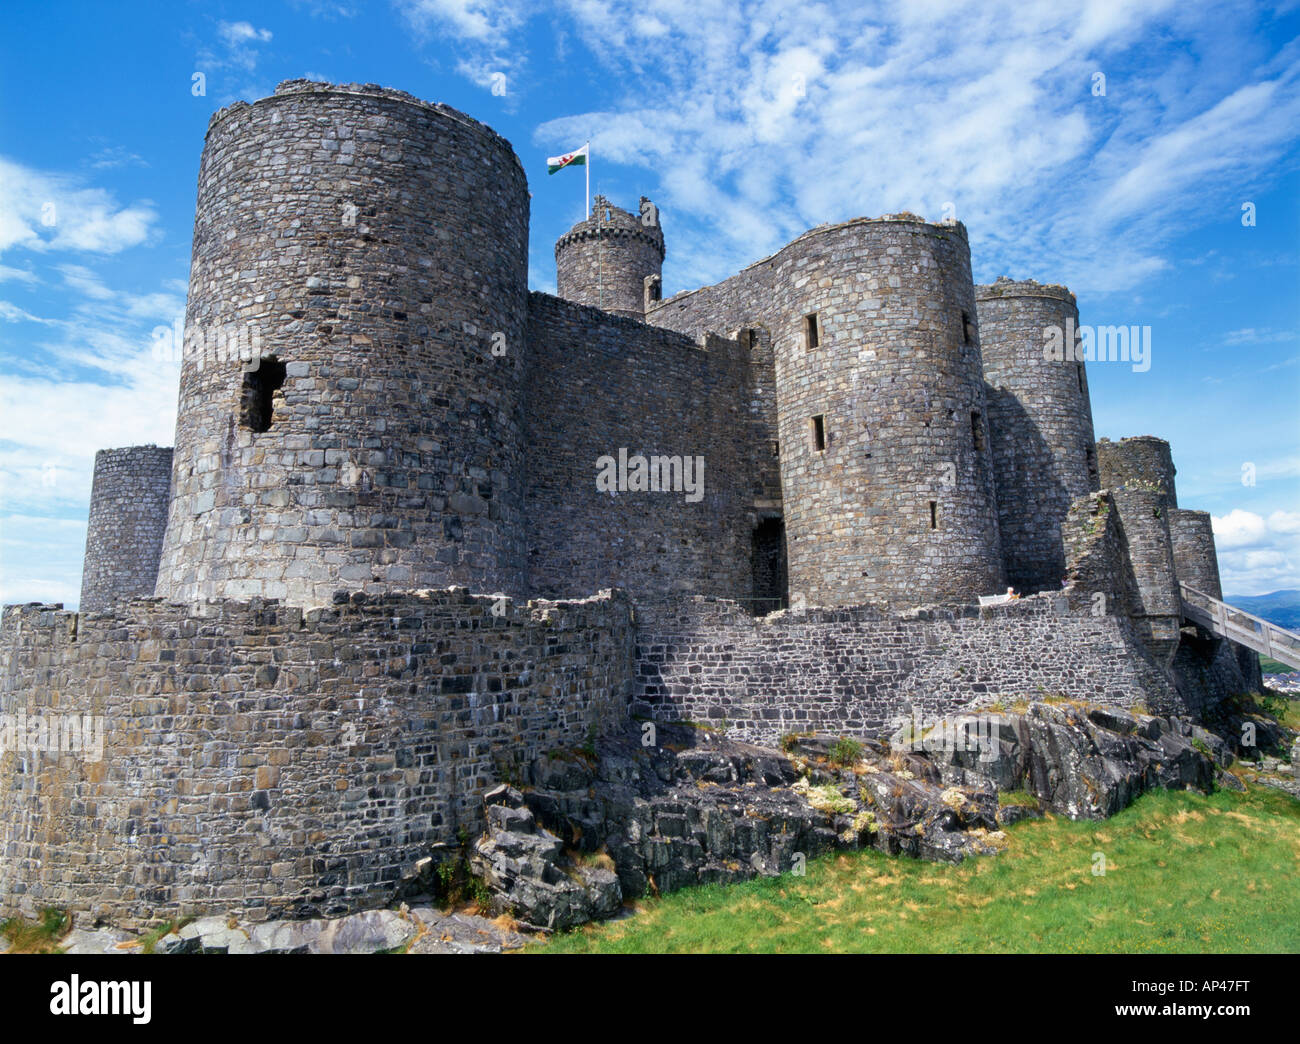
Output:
[{"xmin": 547, "ymin": 144, "xmax": 588, "ymax": 174}]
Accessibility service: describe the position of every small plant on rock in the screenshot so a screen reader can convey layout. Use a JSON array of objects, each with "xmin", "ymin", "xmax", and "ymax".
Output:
[{"xmin": 828, "ymin": 736, "xmax": 864, "ymax": 767}]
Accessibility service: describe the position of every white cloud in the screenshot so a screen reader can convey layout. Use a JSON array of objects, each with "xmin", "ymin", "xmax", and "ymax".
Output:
[
  {"xmin": 0, "ymin": 157, "xmax": 159, "ymax": 257},
  {"xmin": 1214, "ymin": 508, "xmax": 1268, "ymax": 549},
  {"xmin": 0, "ymin": 264, "xmax": 37, "ymax": 285},
  {"xmin": 58, "ymin": 264, "xmax": 114, "ymax": 300},
  {"xmin": 89, "ymin": 146, "xmax": 148, "ymax": 170},
  {"xmin": 219, "ymin": 21, "xmax": 273, "ymax": 47},
  {"xmin": 1213, "ymin": 508, "xmax": 1300, "ymax": 596},
  {"xmin": 509, "ymin": 0, "xmax": 1300, "ymax": 296},
  {"xmin": 397, "ymin": 0, "xmax": 534, "ymax": 98},
  {"xmin": 398, "ymin": 0, "xmax": 528, "ymax": 46}
]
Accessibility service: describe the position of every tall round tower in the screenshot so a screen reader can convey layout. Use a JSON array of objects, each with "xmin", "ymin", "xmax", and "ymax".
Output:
[
  {"xmin": 79, "ymin": 445, "xmax": 173, "ymax": 611},
  {"xmin": 772, "ymin": 214, "xmax": 1004, "ymax": 607},
  {"xmin": 153, "ymin": 81, "xmax": 530, "ymax": 608},
  {"xmin": 976, "ymin": 277, "xmax": 1099, "ymax": 593},
  {"xmin": 555, "ymin": 195, "xmax": 664, "ymax": 319}
]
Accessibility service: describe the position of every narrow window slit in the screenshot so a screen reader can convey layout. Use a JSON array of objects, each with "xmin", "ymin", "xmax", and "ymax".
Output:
[{"xmin": 241, "ymin": 355, "xmax": 287, "ymax": 433}]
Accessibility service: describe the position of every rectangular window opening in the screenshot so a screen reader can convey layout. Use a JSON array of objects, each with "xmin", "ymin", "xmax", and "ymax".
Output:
[
  {"xmin": 810, "ymin": 415, "xmax": 826, "ymax": 452},
  {"xmin": 240, "ymin": 356, "xmax": 287, "ymax": 433},
  {"xmin": 970, "ymin": 410, "xmax": 984, "ymax": 452},
  {"xmin": 929, "ymin": 500, "xmax": 938, "ymax": 530},
  {"xmin": 961, "ymin": 311, "xmax": 973, "ymax": 345},
  {"xmin": 805, "ymin": 313, "xmax": 819, "ymax": 350}
]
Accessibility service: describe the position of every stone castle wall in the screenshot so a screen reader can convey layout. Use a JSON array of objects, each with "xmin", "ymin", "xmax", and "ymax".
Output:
[
  {"xmin": 976, "ymin": 279, "xmax": 1098, "ymax": 594},
  {"xmin": 651, "ymin": 216, "xmax": 1004, "ymax": 608},
  {"xmin": 523, "ymin": 293, "xmax": 754, "ymax": 604},
  {"xmin": 647, "ymin": 255, "xmax": 783, "ymax": 536},
  {"xmin": 631, "ymin": 595, "xmax": 1181, "ymax": 745},
  {"xmin": 1094, "ymin": 438, "xmax": 1183, "ymax": 665},
  {"xmin": 555, "ymin": 196, "xmax": 664, "ymax": 319},
  {"xmin": 0, "ymin": 589, "xmax": 633, "ymax": 926},
  {"xmin": 153, "ymin": 81, "xmax": 531, "ymax": 609},
  {"xmin": 79, "ymin": 446, "xmax": 173, "ymax": 611}
]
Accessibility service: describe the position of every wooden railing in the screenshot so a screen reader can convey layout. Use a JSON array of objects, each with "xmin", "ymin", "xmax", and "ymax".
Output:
[{"xmin": 1179, "ymin": 582, "xmax": 1300, "ymax": 670}]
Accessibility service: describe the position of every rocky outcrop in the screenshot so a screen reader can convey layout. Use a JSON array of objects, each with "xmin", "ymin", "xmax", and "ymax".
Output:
[
  {"xmin": 470, "ymin": 785, "xmax": 623, "ymax": 932},
  {"xmin": 469, "ymin": 705, "xmax": 1235, "ymax": 930},
  {"xmin": 469, "ymin": 723, "xmax": 1010, "ymax": 928},
  {"xmin": 36, "ymin": 907, "xmax": 526, "ymax": 955},
  {"xmin": 926, "ymin": 703, "xmax": 1223, "ymax": 818}
]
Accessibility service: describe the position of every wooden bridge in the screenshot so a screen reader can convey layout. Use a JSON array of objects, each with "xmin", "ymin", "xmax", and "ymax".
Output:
[{"xmin": 1180, "ymin": 582, "xmax": 1300, "ymax": 671}]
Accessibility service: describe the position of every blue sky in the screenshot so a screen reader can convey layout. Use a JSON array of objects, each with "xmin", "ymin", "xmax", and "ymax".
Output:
[{"xmin": 0, "ymin": 0, "xmax": 1298, "ymax": 605}]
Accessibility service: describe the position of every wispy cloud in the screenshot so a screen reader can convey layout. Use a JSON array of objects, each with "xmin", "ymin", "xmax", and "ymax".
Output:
[
  {"xmin": 495, "ymin": 0, "xmax": 1300, "ymax": 296},
  {"xmin": 216, "ymin": 21, "xmax": 274, "ymax": 71},
  {"xmin": 1214, "ymin": 507, "xmax": 1300, "ymax": 593},
  {"xmin": 0, "ymin": 157, "xmax": 159, "ymax": 255}
]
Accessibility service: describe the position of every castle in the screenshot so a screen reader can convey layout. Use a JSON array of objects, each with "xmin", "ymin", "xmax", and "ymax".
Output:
[{"xmin": 0, "ymin": 82, "xmax": 1259, "ymax": 926}]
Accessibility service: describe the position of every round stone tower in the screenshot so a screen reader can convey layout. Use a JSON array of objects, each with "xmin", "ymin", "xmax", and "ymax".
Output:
[
  {"xmin": 555, "ymin": 195, "xmax": 664, "ymax": 319},
  {"xmin": 79, "ymin": 445, "xmax": 173, "ymax": 611},
  {"xmin": 153, "ymin": 81, "xmax": 530, "ymax": 608},
  {"xmin": 976, "ymin": 277, "xmax": 1099, "ymax": 594},
  {"xmin": 1169, "ymin": 509, "xmax": 1222, "ymax": 600},
  {"xmin": 1095, "ymin": 436, "xmax": 1182, "ymax": 664},
  {"xmin": 772, "ymin": 214, "xmax": 1004, "ymax": 607},
  {"xmin": 1097, "ymin": 435, "xmax": 1177, "ymax": 508}
]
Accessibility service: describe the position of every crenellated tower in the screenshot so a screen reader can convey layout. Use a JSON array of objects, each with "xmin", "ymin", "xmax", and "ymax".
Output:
[{"xmin": 555, "ymin": 195, "xmax": 665, "ymax": 319}]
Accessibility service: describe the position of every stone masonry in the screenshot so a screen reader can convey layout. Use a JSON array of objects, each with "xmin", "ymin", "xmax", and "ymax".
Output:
[
  {"xmin": 0, "ymin": 81, "xmax": 1262, "ymax": 927},
  {"xmin": 79, "ymin": 445, "xmax": 173, "ymax": 611}
]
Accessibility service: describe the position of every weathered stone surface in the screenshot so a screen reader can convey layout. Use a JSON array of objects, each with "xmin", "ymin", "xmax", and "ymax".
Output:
[
  {"xmin": 556, "ymin": 195, "xmax": 664, "ymax": 320},
  {"xmin": 154, "ymin": 81, "xmax": 532, "ymax": 608},
  {"xmin": 926, "ymin": 703, "xmax": 1217, "ymax": 819},
  {"xmin": 79, "ymin": 446, "xmax": 173, "ymax": 611},
  {"xmin": 59, "ymin": 927, "xmax": 139, "ymax": 955},
  {"xmin": 977, "ymin": 279, "xmax": 1097, "ymax": 595},
  {"xmin": 473, "ymin": 723, "xmax": 1008, "ymax": 929},
  {"xmin": 0, "ymin": 590, "xmax": 632, "ymax": 926},
  {"xmin": 471, "ymin": 786, "xmax": 623, "ymax": 931},
  {"xmin": 634, "ymin": 594, "xmax": 1185, "ymax": 743},
  {"xmin": 465, "ymin": 706, "xmax": 1231, "ymax": 931}
]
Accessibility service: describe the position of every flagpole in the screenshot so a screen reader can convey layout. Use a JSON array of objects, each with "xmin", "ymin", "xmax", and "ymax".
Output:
[{"xmin": 585, "ymin": 139, "xmax": 590, "ymax": 220}]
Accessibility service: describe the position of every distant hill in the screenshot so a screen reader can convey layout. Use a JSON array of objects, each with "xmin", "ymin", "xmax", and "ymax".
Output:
[{"xmin": 1224, "ymin": 589, "xmax": 1300, "ymax": 632}]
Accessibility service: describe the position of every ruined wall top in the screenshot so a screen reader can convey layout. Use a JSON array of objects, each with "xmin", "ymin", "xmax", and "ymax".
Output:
[
  {"xmin": 975, "ymin": 275, "xmax": 1076, "ymax": 304},
  {"xmin": 555, "ymin": 194, "xmax": 665, "ymax": 259}
]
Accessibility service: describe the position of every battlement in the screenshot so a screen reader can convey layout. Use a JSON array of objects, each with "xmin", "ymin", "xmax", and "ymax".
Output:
[
  {"xmin": 555, "ymin": 194, "xmax": 665, "ymax": 258},
  {"xmin": 554, "ymin": 194, "xmax": 665, "ymax": 319}
]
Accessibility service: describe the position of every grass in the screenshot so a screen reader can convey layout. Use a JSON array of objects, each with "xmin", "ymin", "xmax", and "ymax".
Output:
[
  {"xmin": 1, "ymin": 907, "xmax": 70, "ymax": 954},
  {"xmin": 533, "ymin": 784, "xmax": 1300, "ymax": 954}
]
